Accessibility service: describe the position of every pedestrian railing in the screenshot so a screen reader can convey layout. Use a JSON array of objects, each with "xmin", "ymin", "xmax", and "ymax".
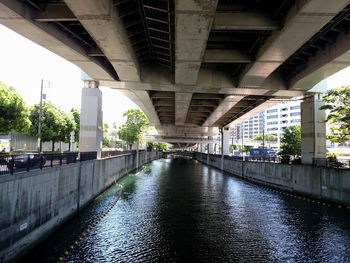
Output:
[
  {"xmin": 0, "ymin": 152, "xmax": 91, "ymax": 175},
  {"xmin": 196, "ymin": 152, "xmax": 349, "ymax": 169},
  {"xmin": 101, "ymin": 150, "xmax": 135, "ymax": 158}
]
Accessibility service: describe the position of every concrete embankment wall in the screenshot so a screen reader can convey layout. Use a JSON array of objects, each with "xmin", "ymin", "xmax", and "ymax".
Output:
[
  {"xmin": 0, "ymin": 151, "xmax": 161, "ymax": 262},
  {"xmin": 195, "ymin": 153, "xmax": 350, "ymax": 205}
]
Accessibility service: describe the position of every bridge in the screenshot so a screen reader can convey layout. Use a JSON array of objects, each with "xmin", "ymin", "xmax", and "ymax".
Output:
[{"xmin": 1, "ymin": 0, "xmax": 350, "ymax": 164}]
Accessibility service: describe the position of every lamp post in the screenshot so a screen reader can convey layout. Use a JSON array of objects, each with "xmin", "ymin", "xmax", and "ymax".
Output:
[{"xmin": 38, "ymin": 79, "xmax": 50, "ymax": 153}]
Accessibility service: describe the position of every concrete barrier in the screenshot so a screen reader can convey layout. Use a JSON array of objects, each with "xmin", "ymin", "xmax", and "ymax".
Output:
[
  {"xmin": 0, "ymin": 151, "xmax": 161, "ymax": 262},
  {"xmin": 195, "ymin": 153, "xmax": 350, "ymax": 205}
]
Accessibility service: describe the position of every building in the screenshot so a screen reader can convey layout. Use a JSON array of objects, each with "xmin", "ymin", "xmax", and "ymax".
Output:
[{"xmin": 231, "ymin": 100, "xmax": 301, "ymax": 144}]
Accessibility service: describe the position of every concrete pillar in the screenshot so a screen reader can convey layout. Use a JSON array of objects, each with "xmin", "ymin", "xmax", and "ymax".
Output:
[
  {"xmin": 301, "ymin": 94, "xmax": 326, "ymax": 164},
  {"xmin": 79, "ymin": 80, "xmax": 103, "ymax": 157},
  {"xmin": 222, "ymin": 127, "xmax": 230, "ymax": 155},
  {"xmin": 208, "ymin": 143, "xmax": 214, "ymax": 154}
]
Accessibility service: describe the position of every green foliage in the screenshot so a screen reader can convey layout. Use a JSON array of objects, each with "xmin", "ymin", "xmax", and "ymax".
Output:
[
  {"xmin": 29, "ymin": 102, "xmax": 68, "ymax": 143},
  {"xmin": 62, "ymin": 112, "xmax": 77, "ymax": 143},
  {"xmin": 102, "ymin": 123, "xmax": 111, "ymax": 147},
  {"xmin": 147, "ymin": 142, "xmax": 157, "ymax": 151},
  {"xmin": 0, "ymin": 82, "xmax": 30, "ymax": 134},
  {"xmin": 157, "ymin": 142, "xmax": 168, "ymax": 151},
  {"xmin": 320, "ymin": 86, "xmax": 350, "ymax": 143},
  {"xmin": 279, "ymin": 125, "xmax": 301, "ymax": 158},
  {"xmin": 102, "ymin": 137, "xmax": 111, "ymax": 148},
  {"xmin": 232, "ymin": 145, "xmax": 249, "ymax": 153},
  {"xmin": 326, "ymin": 152, "xmax": 344, "ymax": 168},
  {"xmin": 70, "ymin": 108, "xmax": 80, "ymax": 142},
  {"xmin": 254, "ymin": 133, "xmax": 278, "ymax": 142},
  {"xmin": 118, "ymin": 109, "xmax": 149, "ymax": 149},
  {"xmin": 146, "ymin": 142, "xmax": 168, "ymax": 151}
]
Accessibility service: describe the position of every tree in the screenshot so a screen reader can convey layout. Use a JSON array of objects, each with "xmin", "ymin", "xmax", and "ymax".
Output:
[
  {"xmin": 118, "ymin": 109, "xmax": 149, "ymax": 149},
  {"xmin": 157, "ymin": 142, "xmax": 168, "ymax": 151},
  {"xmin": 320, "ymin": 86, "xmax": 350, "ymax": 143},
  {"xmin": 102, "ymin": 123, "xmax": 111, "ymax": 148},
  {"xmin": 70, "ymin": 108, "xmax": 80, "ymax": 142},
  {"xmin": 279, "ymin": 125, "xmax": 301, "ymax": 162},
  {"xmin": 0, "ymin": 82, "xmax": 30, "ymax": 134},
  {"xmin": 28, "ymin": 102, "xmax": 67, "ymax": 151},
  {"xmin": 232, "ymin": 145, "xmax": 249, "ymax": 153},
  {"xmin": 254, "ymin": 133, "xmax": 277, "ymax": 142}
]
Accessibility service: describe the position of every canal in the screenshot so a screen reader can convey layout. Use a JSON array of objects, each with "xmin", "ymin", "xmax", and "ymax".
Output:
[{"xmin": 22, "ymin": 158, "xmax": 350, "ymax": 262}]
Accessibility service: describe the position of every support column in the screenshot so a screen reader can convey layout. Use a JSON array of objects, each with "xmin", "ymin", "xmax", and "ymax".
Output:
[
  {"xmin": 301, "ymin": 94, "xmax": 326, "ymax": 164},
  {"xmin": 208, "ymin": 143, "xmax": 214, "ymax": 154},
  {"xmin": 201, "ymin": 143, "xmax": 205, "ymax": 153},
  {"xmin": 79, "ymin": 80, "xmax": 103, "ymax": 158},
  {"xmin": 222, "ymin": 127, "xmax": 230, "ymax": 156}
]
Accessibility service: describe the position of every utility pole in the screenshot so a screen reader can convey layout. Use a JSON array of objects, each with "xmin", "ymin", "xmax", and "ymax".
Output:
[
  {"xmin": 241, "ymin": 125, "xmax": 244, "ymax": 158},
  {"xmin": 38, "ymin": 79, "xmax": 50, "ymax": 153},
  {"xmin": 38, "ymin": 79, "xmax": 44, "ymax": 153},
  {"xmin": 262, "ymin": 118, "xmax": 265, "ymax": 161}
]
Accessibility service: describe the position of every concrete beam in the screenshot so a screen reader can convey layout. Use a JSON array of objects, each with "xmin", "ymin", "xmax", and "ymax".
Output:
[
  {"xmin": 203, "ymin": 49, "xmax": 251, "ymax": 63},
  {"xmin": 213, "ymin": 12, "xmax": 278, "ymax": 31},
  {"xmin": 203, "ymin": 95, "xmax": 245, "ymax": 126},
  {"xmin": 0, "ymin": 1, "xmax": 115, "ymax": 80},
  {"xmin": 64, "ymin": 0, "xmax": 140, "ymax": 81},
  {"xmin": 156, "ymin": 125, "xmax": 219, "ymax": 138},
  {"xmin": 290, "ymin": 29, "xmax": 350, "ymax": 91},
  {"xmin": 239, "ymin": 0, "xmax": 349, "ymax": 87},
  {"xmin": 34, "ymin": 4, "xmax": 77, "ymax": 22},
  {"xmin": 175, "ymin": 0, "xmax": 218, "ymax": 85},
  {"xmin": 175, "ymin": 92, "xmax": 192, "ymax": 126},
  {"xmin": 103, "ymin": 80, "xmax": 303, "ymax": 97}
]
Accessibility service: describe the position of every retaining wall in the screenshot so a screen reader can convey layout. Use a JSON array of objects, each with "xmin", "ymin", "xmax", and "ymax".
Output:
[
  {"xmin": 195, "ymin": 153, "xmax": 350, "ymax": 205},
  {"xmin": 0, "ymin": 151, "xmax": 161, "ymax": 262}
]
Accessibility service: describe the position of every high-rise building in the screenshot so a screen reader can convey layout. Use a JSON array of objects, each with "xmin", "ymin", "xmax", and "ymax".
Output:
[{"xmin": 231, "ymin": 100, "xmax": 301, "ymax": 143}]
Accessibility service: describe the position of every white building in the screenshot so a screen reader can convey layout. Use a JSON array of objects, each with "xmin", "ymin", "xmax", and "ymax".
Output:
[{"xmin": 231, "ymin": 100, "xmax": 301, "ymax": 144}]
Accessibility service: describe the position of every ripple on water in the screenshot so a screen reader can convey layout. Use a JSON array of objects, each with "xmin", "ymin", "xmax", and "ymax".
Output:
[{"xmin": 22, "ymin": 159, "xmax": 350, "ymax": 263}]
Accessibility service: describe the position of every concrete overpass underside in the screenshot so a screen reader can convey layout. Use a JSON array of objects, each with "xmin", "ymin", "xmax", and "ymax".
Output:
[{"xmin": 1, "ymin": 0, "xmax": 350, "ymax": 157}]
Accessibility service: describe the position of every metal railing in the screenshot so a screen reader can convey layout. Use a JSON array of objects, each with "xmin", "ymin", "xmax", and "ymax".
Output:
[
  {"xmin": 196, "ymin": 152, "xmax": 349, "ymax": 169},
  {"xmin": 0, "ymin": 152, "xmax": 81, "ymax": 175},
  {"xmin": 79, "ymin": 151, "xmax": 97, "ymax": 162},
  {"xmin": 101, "ymin": 150, "xmax": 136, "ymax": 158}
]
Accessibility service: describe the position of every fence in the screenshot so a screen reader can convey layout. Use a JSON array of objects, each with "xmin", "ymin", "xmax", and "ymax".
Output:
[
  {"xmin": 0, "ymin": 152, "xmax": 98, "ymax": 175},
  {"xmin": 100, "ymin": 149, "xmax": 151, "ymax": 159},
  {"xmin": 196, "ymin": 153, "xmax": 349, "ymax": 169}
]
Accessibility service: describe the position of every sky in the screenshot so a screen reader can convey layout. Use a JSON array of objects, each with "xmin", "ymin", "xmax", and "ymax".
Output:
[
  {"xmin": 0, "ymin": 25, "xmax": 138, "ymax": 129},
  {"xmin": 1, "ymin": 24, "xmax": 350, "ymax": 129}
]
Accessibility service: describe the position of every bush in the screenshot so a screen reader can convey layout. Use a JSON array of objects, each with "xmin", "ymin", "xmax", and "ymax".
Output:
[
  {"xmin": 291, "ymin": 158, "xmax": 301, "ymax": 164},
  {"xmin": 326, "ymin": 153, "xmax": 344, "ymax": 168},
  {"xmin": 281, "ymin": 155, "xmax": 290, "ymax": 164}
]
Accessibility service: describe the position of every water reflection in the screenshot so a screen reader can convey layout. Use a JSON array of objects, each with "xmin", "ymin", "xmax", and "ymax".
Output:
[{"xmin": 22, "ymin": 158, "xmax": 350, "ymax": 262}]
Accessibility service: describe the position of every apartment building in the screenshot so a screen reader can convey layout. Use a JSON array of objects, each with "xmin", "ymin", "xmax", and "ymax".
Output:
[{"xmin": 231, "ymin": 100, "xmax": 301, "ymax": 142}]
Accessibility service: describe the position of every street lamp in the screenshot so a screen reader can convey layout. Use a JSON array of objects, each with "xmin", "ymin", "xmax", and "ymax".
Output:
[{"xmin": 38, "ymin": 79, "xmax": 51, "ymax": 153}]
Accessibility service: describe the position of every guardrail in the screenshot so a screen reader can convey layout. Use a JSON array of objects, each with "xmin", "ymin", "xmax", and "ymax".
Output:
[
  {"xmin": 0, "ymin": 151, "xmax": 98, "ymax": 175},
  {"xmin": 100, "ymin": 149, "xmax": 150, "ymax": 159},
  {"xmin": 101, "ymin": 150, "xmax": 135, "ymax": 158},
  {"xmin": 196, "ymin": 153, "xmax": 349, "ymax": 169}
]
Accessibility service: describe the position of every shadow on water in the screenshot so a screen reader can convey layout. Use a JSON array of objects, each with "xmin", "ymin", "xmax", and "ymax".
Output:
[{"xmin": 20, "ymin": 158, "xmax": 350, "ymax": 263}]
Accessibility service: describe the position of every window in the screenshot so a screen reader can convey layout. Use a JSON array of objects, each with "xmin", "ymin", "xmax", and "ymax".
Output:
[
  {"xmin": 281, "ymin": 107, "xmax": 288, "ymax": 111},
  {"xmin": 281, "ymin": 120, "xmax": 288, "ymax": 124},
  {"xmin": 267, "ymin": 121, "xmax": 278, "ymax": 125},
  {"xmin": 267, "ymin": 127, "xmax": 278, "ymax": 131},
  {"xmin": 290, "ymin": 112, "xmax": 300, "ymax": 116},
  {"xmin": 267, "ymin": 109, "xmax": 278, "ymax": 113},
  {"xmin": 290, "ymin": 105, "xmax": 300, "ymax": 110},
  {"xmin": 290, "ymin": 119, "xmax": 300, "ymax": 123},
  {"xmin": 267, "ymin": 115, "xmax": 278, "ymax": 119},
  {"xmin": 280, "ymin": 114, "xmax": 288, "ymax": 118}
]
